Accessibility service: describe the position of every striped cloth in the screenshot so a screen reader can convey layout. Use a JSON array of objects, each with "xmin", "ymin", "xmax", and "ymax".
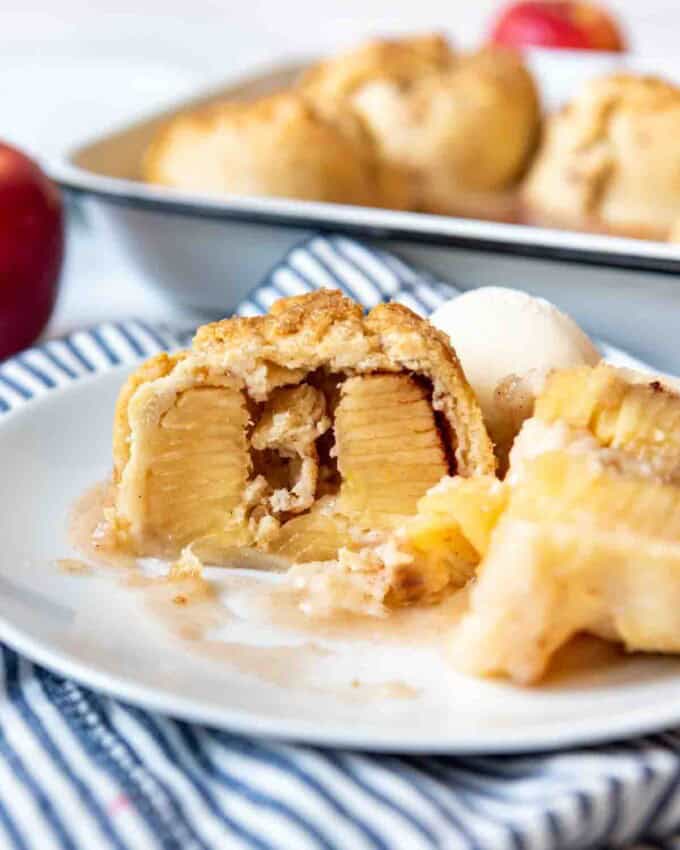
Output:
[{"xmin": 0, "ymin": 235, "xmax": 674, "ymax": 850}]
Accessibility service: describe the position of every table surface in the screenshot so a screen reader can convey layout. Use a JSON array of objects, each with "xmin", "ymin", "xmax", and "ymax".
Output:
[{"xmin": 0, "ymin": 2, "xmax": 676, "ymax": 340}]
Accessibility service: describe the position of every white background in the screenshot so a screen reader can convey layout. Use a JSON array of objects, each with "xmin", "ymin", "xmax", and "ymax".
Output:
[
  {"xmin": 3, "ymin": 1, "xmax": 676, "ymax": 61},
  {"xmin": 1, "ymin": 0, "xmax": 675, "ymax": 159}
]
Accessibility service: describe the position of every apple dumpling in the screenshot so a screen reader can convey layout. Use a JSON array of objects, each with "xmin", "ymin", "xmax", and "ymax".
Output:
[
  {"xmin": 143, "ymin": 92, "xmax": 408, "ymax": 209},
  {"xmin": 523, "ymin": 73, "xmax": 680, "ymax": 240},
  {"xmin": 110, "ymin": 291, "xmax": 495, "ymax": 568},
  {"xmin": 300, "ymin": 35, "xmax": 540, "ymax": 219}
]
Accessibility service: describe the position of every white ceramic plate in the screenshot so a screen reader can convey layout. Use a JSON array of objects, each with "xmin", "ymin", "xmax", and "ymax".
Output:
[{"xmin": 3, "ymin": 361, "xmax": 680, "ymax": 754}]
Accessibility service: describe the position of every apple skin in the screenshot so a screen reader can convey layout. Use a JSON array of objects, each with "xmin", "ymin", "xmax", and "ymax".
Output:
[
  {"xmin": 490, "ymin": 2, "xmax": 626, "ymax": 52},
  {"xmin": 0, "ymin": 142, "xmax": 64, "ymax": 361}
]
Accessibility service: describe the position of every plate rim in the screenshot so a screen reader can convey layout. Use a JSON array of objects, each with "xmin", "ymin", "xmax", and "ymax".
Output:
[{"xmin": 3, "ymin": 604, "xmax": 680, "ymax": 755}]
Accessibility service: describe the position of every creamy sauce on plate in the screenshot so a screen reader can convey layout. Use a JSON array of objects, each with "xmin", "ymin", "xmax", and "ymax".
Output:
[{"xmin": 66, "ymin": 480, "xmax": 630, "ymax": 697}]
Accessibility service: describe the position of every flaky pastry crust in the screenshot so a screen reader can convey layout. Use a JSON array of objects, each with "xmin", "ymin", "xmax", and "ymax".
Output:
[
  {"xmin": 299, "ymin": 33, "xmax": 456, "ymax": 101},
  {"xmin": 143, "ymin": 92, "xmax": 409, "ymax": 210},
  {"xmin": 523, "ymin": 73, "xmax": 680, "ymax": 241},
  {"xmin": 300, "ymin": 38, "xmax": 540, "ymax": 218},
  {"xmin": 113, "ymin": 351, "xmax": 185, "ymax": 484}
]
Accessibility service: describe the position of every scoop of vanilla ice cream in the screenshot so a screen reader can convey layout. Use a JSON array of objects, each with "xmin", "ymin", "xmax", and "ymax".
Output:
[{"xmin": 430, "ymin": 287, "xmax": 601, "ymax": 461}]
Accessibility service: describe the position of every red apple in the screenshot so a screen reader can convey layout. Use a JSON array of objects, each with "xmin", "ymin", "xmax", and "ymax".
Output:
[
  {"xmin": 489, "ymin": 2, "xmax": 626, "ymax": 52},
  {"xmin": 0, "ymin": 142, "xmax": 64, "ymax": 360}
]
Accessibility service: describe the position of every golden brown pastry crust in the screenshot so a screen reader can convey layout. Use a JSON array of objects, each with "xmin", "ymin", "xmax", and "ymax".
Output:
[
  {"xmin": 523, "ymin": 73, "xmax": 680, "ymax": 241},
  {"xmin": 299, "ymin": 33, "xmax": 456, "ymax": 101},
  {"xmin": 112, "ymin": 352, "xmax": 183, "ymax": 483},
  {"xmin": 143, "ymin": 92, "xmax": 409, "ymax": 210},
  {"xmin": 143, "ymin": 34, "xmax": 537, "ymax": 218},
  {"xmin": 300, "ymin": 39, "xmax": 540, "ymax": 218}
]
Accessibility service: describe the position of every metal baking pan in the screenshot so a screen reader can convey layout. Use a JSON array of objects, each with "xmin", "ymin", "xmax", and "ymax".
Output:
[{"xmin": 48, "ymin": 50, "xmax": 680, "ymax": 373}]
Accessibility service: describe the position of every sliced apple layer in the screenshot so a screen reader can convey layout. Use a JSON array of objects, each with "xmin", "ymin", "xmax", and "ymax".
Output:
[
  {"xmin": 146, "ymin": 387, "xmax": 250, "ymax": 546},
  {"xmin": 115, "ymin": 380, "xmax": 251, "ymax": 554},
  {"xmin": 535, "ymin": 363, "xmax": 680, "ymax": 481},
  {"xmin": 335, "ymin": 373, "xmax": 449, "ymax": 527}
]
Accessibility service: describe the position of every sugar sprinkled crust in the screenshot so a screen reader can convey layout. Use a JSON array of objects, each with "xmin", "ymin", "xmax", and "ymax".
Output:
[{"xmin": 299, "ymin": 33, "xmax": 456, "ymax": 102}]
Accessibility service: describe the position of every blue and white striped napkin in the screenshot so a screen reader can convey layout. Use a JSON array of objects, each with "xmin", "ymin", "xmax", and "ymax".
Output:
[{"xmin": 0, "ymin": 235, "xmax": 675, "ymax": 850}]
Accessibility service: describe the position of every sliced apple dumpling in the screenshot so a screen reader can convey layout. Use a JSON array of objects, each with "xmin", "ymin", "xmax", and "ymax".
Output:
[
  {"xmin": 442, "ymin": 365, "xmax": 680, "ymax": 683},
  {"xmin": 109, "ymin": 290, "xmax": 495, "ymax": 592}
]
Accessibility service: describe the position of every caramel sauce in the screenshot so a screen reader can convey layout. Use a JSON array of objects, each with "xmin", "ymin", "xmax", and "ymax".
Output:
[
  {"xmin": 56, "ymin": 558, "xmax": 92, "ymax": 575},
  {"xmin": 66, "ymin": 482, "xmax": 629, "ymax": 696},
  {"xmin": 224, "ymin": 575, "xmax": 470, "ymax": 647},
  {"xmin": 191, "ymin": 639, "xmax": 419, "ymax": 701},
  {"xmin": 68, "ymin": 481, "xmax": 136, "ymax": 569},
  {"xmin": 126, "ymin": 570, "xmax": 224, "ymax": 641},
  {"xmin": 542, "ymin": 634, "xmax": 627, "ymax": 684},
  {"xmin": 122, "ymin": 571, "xmax": 430, "ymax": 700},
  {"xmin": 66, "ymin": 482, "xmax": 430, "ymax": 700}
]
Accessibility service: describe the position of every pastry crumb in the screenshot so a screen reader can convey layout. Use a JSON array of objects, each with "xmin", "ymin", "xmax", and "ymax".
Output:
[{"xmin": 56, "ymin": 558, "xmax": 92, "ymax": 575}]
